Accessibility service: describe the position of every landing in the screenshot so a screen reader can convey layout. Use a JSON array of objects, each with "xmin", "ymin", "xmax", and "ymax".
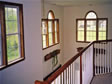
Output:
[{"xmin": 91, "ymin": 73, "xmax": 112, "ymax": 84}]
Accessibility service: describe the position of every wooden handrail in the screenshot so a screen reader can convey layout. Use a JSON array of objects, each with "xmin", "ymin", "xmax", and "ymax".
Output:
[
  {"xmin": 35, "ymin": 80, "xmax": 48, "ymax": 84},
  {"xmin": 35, "ymin": 39, "xmax": 112, "ymax": 84}
]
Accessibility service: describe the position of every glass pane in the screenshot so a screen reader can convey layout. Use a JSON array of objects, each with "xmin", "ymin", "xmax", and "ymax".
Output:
[
  {"xmin": 99, "ymin": 32, "xmax": 106, "ymax": 40},
  {"xmin": 7, "ymin": 35, "xmax": 20, "ymax": 62},
  {"xmin": 78, "ymin": 31, "xmax": 84, "ymax": 41},
  {"xmin": 86, "ymin": 20, "xmax": 96, "ymax": 41},
  {"xmin": 48, "ymin": 11, "xmax": 54, "ymax": 19},
  {"xmin": 43, "ymin": 35, "xmax": 47, "ymax": 48},
  {"xmin": 48, "ymin": 21, "xmax": 53, "ymax": 32},
  {"xmin": 5, "ymin": 7, "xmax": 18, "ymax": 34},
  {"xmin": 55, "ymin": 32, "xmax": 58, "ymax": 43},
  {"xmin": 42, "ymin": 21, "xmax": 47, "ymax": 34},
  {"xmin": 49, "ymin": 33, "xmax": 53, "ymax": 46},
  {"xmin": 77, "ymin": 20, "xmax": 84, "ymax": 41},
  {"xmin": 54, "ymin": 21, "xmax": 57, "ymax": 32},
  {"xmin": 78, "ymin": 20, "xmax": 84, "ymax": 30},
  {"xmin": 98, "ymin": 20, "xmax": 107, "ymax": 40},
  {"xmin": 86, "ymin": 12, "xmax": 97, "ymax": 19}
]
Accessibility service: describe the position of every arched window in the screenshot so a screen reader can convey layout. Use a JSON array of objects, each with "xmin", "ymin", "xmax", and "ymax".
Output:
[
  {"xmin": 86, "ymin": 11, "xmax": 97, "ymax": 19},
  {"xmin": 42, "ymin": 10, "xmax": 59, "ymax": 49},
  {"xmin": 48, "ymin": 10, "xmax": 55, "ymax": 19},
  {"xmin": 76, "ymin": 11, "xmax": 107, "ymax": 42}
]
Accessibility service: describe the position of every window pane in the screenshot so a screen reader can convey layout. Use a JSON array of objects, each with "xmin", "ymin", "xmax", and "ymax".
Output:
[
  {"xmin": 43, "ymin": 35, "xmax": 47, "ymax": 48},
  {"xmin": 98, "ymin": 20, "xmax": 107, "ymax": 40},
  {"xmin": 77, "ymin": 20, "xmax": 84, "ymax": 41},
  {"xmin": 49, "ymin": 33, "xmax": 53, "ymax": 46},
  {"xmin": 78, "ymin": 31, "xmax": 84, "ymax": 41},
  {"xmin": 55, "ymin": 32, "xmax": 58, "ymax": 43},
  {"xmin": 54, "ymin": 20, "xmax": 58, "ymax": 43},
  {"xmin": 86, "ymin": 20, "xmax": 96, "ymax": 41},
  {"xmin": 42, "ymin": 21, "xmax": 47, "ymax": 34},
  {"xmin": 7, "ymin": 35, "xmax": 20, "ymax": 62},
  {"xmin": 5, "ymin": 7, "xmax": 18, "ymax": 34},
  {"xmin": 48, "ymin": 21, "xmax": 53, "ymax": 32},
  {"xmin": 54, "ymin": 21, "xmax": 57, "ymax": 32},
  {"xmin": 48, "ymin": 11, "xmax": 54, "ymax": 19},
  {"xmin": 86, "ymin": 12, "xmax": 97, "ymax": 19}
]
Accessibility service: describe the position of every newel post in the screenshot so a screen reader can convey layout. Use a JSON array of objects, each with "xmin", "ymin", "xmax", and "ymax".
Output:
[{"xmin": 77, "ymin": 47, "xmax": 83, "ymax": 84}]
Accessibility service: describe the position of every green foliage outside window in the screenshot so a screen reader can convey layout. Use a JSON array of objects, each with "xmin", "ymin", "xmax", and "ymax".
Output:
[{"xmin": 5, "ymin": 7, "xmax": 20, "ymax": 62}]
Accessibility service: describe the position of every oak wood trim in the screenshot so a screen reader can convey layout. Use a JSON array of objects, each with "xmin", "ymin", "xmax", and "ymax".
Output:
[
  {"xmin": 80, "ymin": 55, "xmax": 82, "ymax": 84},
  {"xmin": 0, "ymin": 4, "xmax": 7, "ymax": 66},
  {"xmin": 44, "ymin": 49, "xmax": 60, "ymax": 61},
  {"xmin": 76, "ymin": 18, "xmax": 108, "ymax": 43},
  {"xmin": 42, "ymin": 19, "xmax": 60, "ymax": 50},
  {"xmin": 0, "ymin": 2, "xmax": 25, "ymax": 70}
]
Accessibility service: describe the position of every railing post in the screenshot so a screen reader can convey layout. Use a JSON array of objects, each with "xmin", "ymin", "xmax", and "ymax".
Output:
[
  {"xmin": 77, "ymin": 47, "xmax": 83, "ymax": 84},
  {"xmin": 80, "ymin": 55, "xmax": 82, "ymax": 84},
  {"xmin": 93, "ymin": 44, "xmax": 95, "ymax": 76}
]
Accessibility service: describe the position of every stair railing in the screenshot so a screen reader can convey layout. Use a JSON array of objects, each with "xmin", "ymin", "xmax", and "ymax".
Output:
[{"xmin": 35, "ymin": 39, "xmax": 112, "ymax": 84}]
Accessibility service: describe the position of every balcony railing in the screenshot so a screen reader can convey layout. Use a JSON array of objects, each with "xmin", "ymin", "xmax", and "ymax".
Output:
[{"xmin": 35, "ymin": 39, "xmax": 112, "ymax": 84}]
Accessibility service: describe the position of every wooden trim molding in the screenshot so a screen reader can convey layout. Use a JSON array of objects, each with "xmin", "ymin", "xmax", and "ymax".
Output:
[
  {"xmin": 76, "ymin": 11, "xmax": 108, "ymax": 43},
  {"xmin": 44, "ymin": 49, "xmax": 60, "ymax": 61},
  {"xmin": 0, "ymin": 1, "xmax": 25, "ymax": 70}
]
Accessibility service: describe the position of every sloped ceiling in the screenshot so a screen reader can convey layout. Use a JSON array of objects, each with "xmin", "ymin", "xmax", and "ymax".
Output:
[{"xmin": 45, "ymin": 0, "xmax": 112, "ymax": 6}]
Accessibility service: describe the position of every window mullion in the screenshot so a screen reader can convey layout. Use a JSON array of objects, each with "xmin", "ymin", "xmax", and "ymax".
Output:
[
  {"xmin": 47, "ymin": 20, "xmax": 49, "ymax": 47},
  {"xmin": 57, "ymin": 20, "xmax": 59, "ymax": 43},
  {"xmin": 84, "ymin": 19, "xmax": 86, "ymax": 42},
  {"xmin": 53, "ymin": 20, "xmax": 55, "ymax": 44}
]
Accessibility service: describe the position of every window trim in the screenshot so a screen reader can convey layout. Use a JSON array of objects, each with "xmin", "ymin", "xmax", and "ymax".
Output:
[
  {"xmin": 41, "ymin": 10, "xmax": 59, "ymax": 50},
  {"xmin": 0, "ymin": 1, "xmax": 25, "ymax": 70},
  {"xmin": 42, "ymin": 19, "xmax": 59, "ymax": 50},
  {"xmin": 76, "ymin": 11, "xmax": 108, "ymax": 43}
]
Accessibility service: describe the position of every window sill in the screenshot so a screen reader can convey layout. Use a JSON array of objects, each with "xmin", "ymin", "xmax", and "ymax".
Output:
[
  {"xmin": 0, "ymin": 57, "xmax": 25, "ymax": 70},
  {"xmin": 76, "ymin": 41, "xmax": 90, "ymax": 43}
]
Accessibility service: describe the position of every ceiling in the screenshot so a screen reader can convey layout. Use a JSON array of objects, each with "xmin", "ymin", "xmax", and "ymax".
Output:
[{"xmin": 45, "ymin": 0, "xmax": 112, "ymax": 6}]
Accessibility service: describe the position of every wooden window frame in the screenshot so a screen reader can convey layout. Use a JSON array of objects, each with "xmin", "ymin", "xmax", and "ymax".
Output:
[
  {"xmin": 42, "ymin": 10, "xmax": 59, "ymax": 50},
  {"xmin": 42, "ymin": 19, "xmax": 59, "ymax": 50},
  {"xmin": 0, "ymin": 1, "xmax": 25, "ymax": 70},
  {"xmin": 76, "ymin": 11, "xmax": 108, "ymax": 43}
]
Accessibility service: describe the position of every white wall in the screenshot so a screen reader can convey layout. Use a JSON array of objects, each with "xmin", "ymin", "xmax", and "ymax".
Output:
[
  {"xmin": 42, "ymin": 3, "xmax": 64, "ymax": 78},
  {"xmin": 0, "ymin": 72, "xmax": 2, "ymax": 84},
  {"xmin": 63, "ymin": 4, "xmax": 112, "ymax": 63},
  {"xmin": 0, "ymin": 0, "xmax": 43, "ymax": 84}
]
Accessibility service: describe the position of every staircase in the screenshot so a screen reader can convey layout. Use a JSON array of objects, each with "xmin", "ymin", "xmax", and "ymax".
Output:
[{"xmin": 35, "ymin": 40, "xmax": 112, "ymax": 84}]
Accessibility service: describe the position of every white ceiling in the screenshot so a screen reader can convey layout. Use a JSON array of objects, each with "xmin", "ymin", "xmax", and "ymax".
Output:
[{"xmin": 45, "ymin": 0, "xmax": 112, "ymax": 6}]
